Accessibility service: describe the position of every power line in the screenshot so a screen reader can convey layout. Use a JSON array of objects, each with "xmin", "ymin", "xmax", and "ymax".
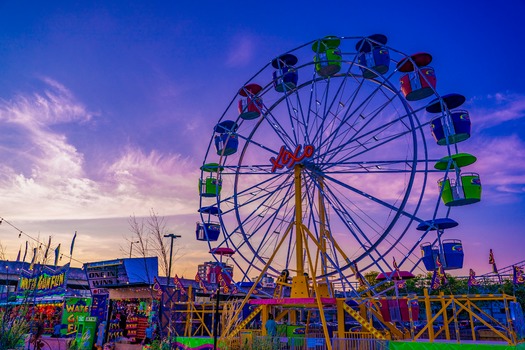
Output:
[{"xmin": 0, "ymin": 216, "xmax": 84, "ymax": 265}]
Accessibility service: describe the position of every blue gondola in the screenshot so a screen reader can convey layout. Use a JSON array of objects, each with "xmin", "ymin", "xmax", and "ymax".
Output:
[
  {"xmin": 196, "ymin": 206, "xmax": 223, "ymax": 242},
  {"xmin": 426, "ymin": 93, "xmax": 471, "ymax": 145},
  {"xmin": 272, "ymin": 54, "xmax": 298, "ymax": 92},
  {"xmin": 214, "ymin": 120, "xmax": 239, "ymax": 156},
  {"xmin": 356, "ymin": 34, "xmax": 390, "ymax": 79}
]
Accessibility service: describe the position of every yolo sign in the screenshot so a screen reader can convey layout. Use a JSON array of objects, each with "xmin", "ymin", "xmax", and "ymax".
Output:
[{"xmin": 270, "ymin": 145, "xmax": 314, "ymax": 173}]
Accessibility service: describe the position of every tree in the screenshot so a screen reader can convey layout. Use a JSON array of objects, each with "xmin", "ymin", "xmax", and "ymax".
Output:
[{"xmin": 128, "ymin": 209, "xmax": 180, "ymax": 278}]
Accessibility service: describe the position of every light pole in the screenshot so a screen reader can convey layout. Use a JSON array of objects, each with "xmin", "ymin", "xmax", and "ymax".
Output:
[
  {"xmin": 163, "ymin": 234, "xmax": 181, "ymax": 286},
  {"xmin": 163, "ymin": 234, "xmax": 181, "ymax": 346},
  {"xmin": 129, "ymin": 241, "xmax": 140, "ymax": 258}
]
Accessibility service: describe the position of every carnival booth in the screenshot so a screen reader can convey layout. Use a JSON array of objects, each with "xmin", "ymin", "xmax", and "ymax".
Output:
[{"xmin": 84, "ymin": 257, "xmax": 159, "ymax": 349}]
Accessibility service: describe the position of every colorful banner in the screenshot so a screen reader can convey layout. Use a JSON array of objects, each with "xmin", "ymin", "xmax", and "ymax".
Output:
[
  {"xmin": 195, "ymin": 272, "xmax": 208, "ymax": 293},
  {"xmin": 17, "ymin": 263, "xmax": 69, "ymax": 297},
  {"xmin": 468, "ymin": 268, "xmax": 479, "ymax": 287},
  {"xmin": 173, "ymin": 274, "xmax": 187, "ymax": 295},
  {"xmin": 431, "ymin": 256, "xmax": 447, "ymax": 290},
  {"xmin": 61, "ymin": 297, "xmax": 92, "ymax": 336},
  {"xmin": 513, "ymin": 265, "xmax": 525, "ymax": 285}
]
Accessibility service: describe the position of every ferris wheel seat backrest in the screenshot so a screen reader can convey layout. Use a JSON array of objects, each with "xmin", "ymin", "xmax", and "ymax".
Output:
[
  {"xmin": 272, "ymin": 53, "xmax": 299, "ymax": 92},
  {"xmin": 313, "ymin": 49, "xmax": 342, "ymax": 77},
  {"xmin": 397, "ymin": 52, "xmax": 436, "ymax": 101},
  {"xmin": 312, "ymin": 36, "xmax": 342, "ymax": 77},
  {"xmin": 442, "ymin": 239, "xmax": 464, "ymax": 269},
  {"xmin": 195, "ymin": 222, "xmax": 220, "ymax": 241},
  {"xmin": 199, "ymin": 177, "xmax": 222, "ymax": 197},
  {"xmin": 214, "ymin": 133, "xmax": 238, "ymax": 156},
  {"xmin": 238, "ymin": 84, "xmax": 263, "ymax": 120},
  {"xmin": 431, "ymin": 110, "xmax": 471, "ymax": 145},
  {"xmin": 358, "ymin": 47, "xmax": 390, "ymax": 79},
  {"xmin": 272, "ymin": 67, "xmax": 298, "ymax": 92},
  {"xmin": 420, "ymin": 243, "xmax": 440, "ymax": 271},
  {"xmin": 438, "ymin": 173, "xmax": 481, "ymax": 206},
  {"xmin": 400, "ymin": 67, "xmax": 436, "ymax": 101}
]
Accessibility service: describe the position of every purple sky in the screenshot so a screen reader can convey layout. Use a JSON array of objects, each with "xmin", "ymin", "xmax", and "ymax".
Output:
[{"xmin": 0, "ymin": 1, "xmax": 523, "ymax": 279}]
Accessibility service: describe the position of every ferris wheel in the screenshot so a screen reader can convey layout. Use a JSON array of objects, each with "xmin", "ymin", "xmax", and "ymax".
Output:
[{"xmin": 197, "ymin": 35, "xmax": 481, "ymax": 291}]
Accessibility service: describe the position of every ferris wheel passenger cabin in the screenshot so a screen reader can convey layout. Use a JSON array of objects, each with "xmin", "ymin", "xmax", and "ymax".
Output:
[
  {"xmin": 417, "ymin": 218, "xmax": 464, "ymax": 270},
  {"xmin": 214, "ymin": 120, "xmax": 239, "ymax": 156},
  {"xmin": 427, "ymin": 93, "xmax": 471, "ymax": 145},
  {"xmin": 397, "ymin": 52, "xmax": 436, "ymax": 101},
  {"xmin": 199, "ymin": 163, "xmax": 223, "ymax": 198},
  {"xmin": 356, "ymin": 34, "xmax": 390, "ymax": 79},
  {"xmin": 196, "ymin": 206, "xmax": 222, "ymax": 242},
  {"xmin": 238, "ymin": 83, "xmax": 263, "ymax": 120},
  {"xmin": 272, "ymin": 54, "xmax": 298, "ymax": 92},
  {"xmin": 312, "ymin": 36, "xmax": 342, "ymax": 77},
  {"xmin": 435, "ymin": 153, "xmax": 482, "ymax": 207}
]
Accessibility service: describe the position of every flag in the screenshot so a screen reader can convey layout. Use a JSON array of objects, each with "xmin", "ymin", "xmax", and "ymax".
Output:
[
  {"xmin": 489, "ymin": 249, "xmax": 502, "ymax": 283},
  {"xmin": 43, "ymin": 236, "xmax": 52, "ymax": 261},
  {"xmin": 195, "ymin": 272, "xmax": 208, "ymax": 293},
  {"xmin": 218, "ymin": 273, "xmax": 229, "ymax": 294},
  {"xmin": 468, "ymin": 268, "xmax": 479, "ymax": 287},
  {"xmin": 70, "ymin": 231, "xmax": 77, "ymax": 256},
  {"xmin": 513, "ymin": 265, "xmax": 525, "ymax": 285},
  {"xmin": 29, "ymin": 247, "xmax": 37, "ymax": 270},
  {"xmin": 152, "ymin": 277, "xmax": 163, "ymax": 297},
  {"xmin": 351, "ymin": 262, "xmax": 367, "ymax": 287},
  {"xmin": 22, "ymin": 241, "xmax": 28, "ymax": 262},
  {"xmin": 16, "ymin": 246, "xmax": 21, "ymax": 262},
  {"xmin": 431, "ymin": 256, "xmax": 447, "ymax": 290},
  {"xmin": 489, "ymin": 249, "xmax": 498, "ymax": 274},
  {"xmin": 54, "ymin": 244, "xmax": 61, "ymax": 267},
  {"xmin": 173, "ymin": 274, "xmax": 187, "ymax": 295},
  {"xmin": 393, "ymin": 257, "xmax": 401, "ymax": 280}
]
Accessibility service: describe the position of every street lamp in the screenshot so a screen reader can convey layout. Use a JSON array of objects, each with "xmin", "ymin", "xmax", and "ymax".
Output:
[
  {"xmin": 129, "ymin": 241, "xmax": 140, "ymax": 258},
  {"xmin": 163, "ymin": 234, "xmax": 181, "ymax": 286}
]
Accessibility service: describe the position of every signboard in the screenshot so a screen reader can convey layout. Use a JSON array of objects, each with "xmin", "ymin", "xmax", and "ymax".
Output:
[
  {"xmin": 84, "ymin": 257, "xmax": 158, "ymax": 288},
  {"xmin": 61, "ymin": 297, "xmax": 92, "ymax": 336},
  {"xmin": 16, "ymin": 264, "xmax": 69, "ymax": 298}
]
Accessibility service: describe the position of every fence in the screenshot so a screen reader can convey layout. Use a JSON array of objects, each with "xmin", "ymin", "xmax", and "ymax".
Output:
[{"xmin": 220, "ymin": 334, "xmax": 389, "ymax": 350}]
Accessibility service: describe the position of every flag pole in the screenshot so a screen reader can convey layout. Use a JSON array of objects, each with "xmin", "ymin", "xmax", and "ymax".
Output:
[{"xmin": 69, "ymin": 231, "xmax": 77, "ymax": 264}]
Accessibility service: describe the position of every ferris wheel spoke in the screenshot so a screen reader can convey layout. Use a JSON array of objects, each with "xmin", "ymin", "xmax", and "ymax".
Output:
[
  {"xmin": 322, "ymin": 172, "xmax": 424, "ymax": 225},
  {"xmin": 318, "ymin": 110, "xmax": 420, "ymax": 167},
  {"xmin": 318, "ymin": 159, "xmax": 429, "ymax": 174},
  {"xmin": 346, "ymin": 103, "xmax": 428, "ymax": 147},
  {"xmin": 218, "ymin": 172, "xmax": 292, "ymax": 215},
  {"xmin": 320, "ymin": 126, "xmax": 419, "ymax": 171},
  {"xmin": 316, "ymin": 84, "xmax": 395, "ymax": 165}
]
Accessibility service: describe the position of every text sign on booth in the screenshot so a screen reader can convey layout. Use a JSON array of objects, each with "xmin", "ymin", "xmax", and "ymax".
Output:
[{"xmin": 270, "ymin": 145, "xmax": 315, "ymax": 173}]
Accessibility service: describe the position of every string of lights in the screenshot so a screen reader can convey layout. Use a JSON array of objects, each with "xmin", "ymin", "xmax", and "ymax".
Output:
[{"xmin": 0, "ymin": 216, "xmax": 85, "ymax": 265}]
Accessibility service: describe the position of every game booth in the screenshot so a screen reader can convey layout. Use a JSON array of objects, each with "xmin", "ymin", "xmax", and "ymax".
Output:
[{"xmin": 84, "ymin": 257, "xmax": 159, "ymax": 350}]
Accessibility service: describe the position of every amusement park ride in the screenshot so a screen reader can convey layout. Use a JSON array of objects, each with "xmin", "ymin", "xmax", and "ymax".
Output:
[{"xmin": 181, "ymin": 34, "xmax": 523, "ymax": 349}]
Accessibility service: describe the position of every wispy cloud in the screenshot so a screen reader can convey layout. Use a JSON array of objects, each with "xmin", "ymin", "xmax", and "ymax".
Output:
[
  {"xmin": 0, "ymin": 78, "xmax": 199, "ymax": 221},
  {"xmin": 225, "ymin": 33, "xmax": 257, "ymax": 67},
  {"xmin": 470, "ymin": 92, "xmax": 525, "ymax": 129}
]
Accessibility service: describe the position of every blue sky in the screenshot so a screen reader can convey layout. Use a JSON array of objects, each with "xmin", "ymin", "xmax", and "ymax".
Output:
[{"xmin": 0, "ymin": 1, "xmax": 523, "ymax": 279}]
